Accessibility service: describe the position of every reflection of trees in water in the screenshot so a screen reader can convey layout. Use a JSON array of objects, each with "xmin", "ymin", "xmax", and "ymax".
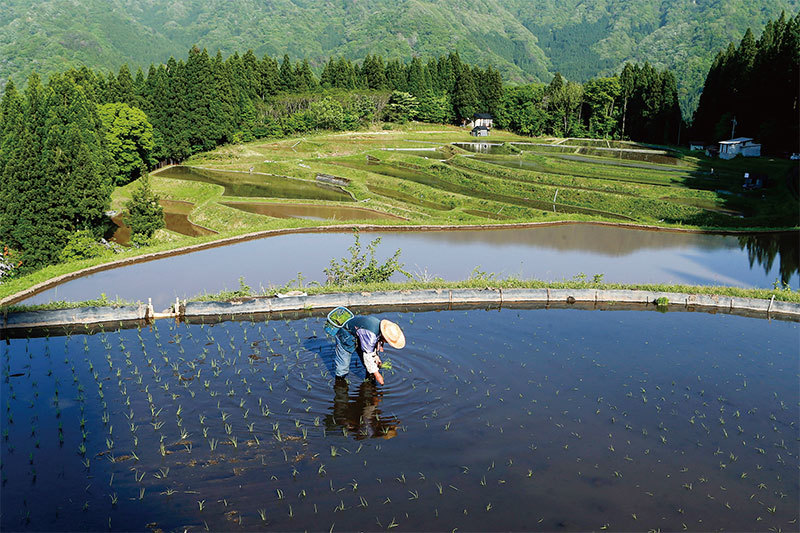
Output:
[
  {"xmin": 325, "ymin": 381, "xmax": 399, "ymax": 440},
  {"xmin": 738, "ymin": 233, "xmax": 800, "ymax": 286}
]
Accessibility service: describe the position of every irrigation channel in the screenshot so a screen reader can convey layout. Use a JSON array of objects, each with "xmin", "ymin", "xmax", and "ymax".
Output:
[
  {"xmin": 1, "ymin": 304, "xmax": 797, "ymax": 531},
  {"xmin": 15, "ymin": 224, "xmax": 799, "ymax": 310}
]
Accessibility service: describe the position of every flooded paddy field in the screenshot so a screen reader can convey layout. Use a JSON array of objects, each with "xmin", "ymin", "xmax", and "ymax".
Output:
[
  {"xmin": 156, "ymin": 166, "xmax": 352, "ymax": 202},
  {"xmin": 1, "ymin": 308, "xmax": 797, "ymax": 531},
  {"xmin": 329, "ymin": 160, "xmax": 631, "ymax": 220},
  {"xmin": 111, "ymin": 200, "xmax": 216, "ymax": 244},
  {"xmin": 221, "ymin": 201, "xmax": 405, "ymax": 222},
  {"xmin": 21, "ymin": 225, "xmax": 799, "ymax": 310}
]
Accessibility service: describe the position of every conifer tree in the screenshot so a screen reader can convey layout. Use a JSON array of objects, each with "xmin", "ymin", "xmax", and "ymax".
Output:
[
  {"xmin": 385, "ymin": 59, "xmax": 407, "ymax": 91},
  {"xmin": 453, "ymin": 67, "xmax": 479, "ymax": 122},
  {"xmin": 183, "ymin": 47, "xmax": 218, "ymax": 151},
  {"xmin": 0, "ymin": 80, "xmax": 24, "ymax": 247},
  {"xmin": 295, "ymin": 59, "xmax": 317, "ymax": 91},
  {"xmin": 66, "ymin": 66, "xmax": 100, "ymax": 103},
  {"xmin": 478, "ymin": 66, "xmax": 503, "ymax": 116},
  {"xmin": 407, "ymin": 56, "xmax": 427, "ymax": 96},
  {"xmin": 279, "ymin": 54, "xmax": 297, "ymax": 92},
  {"xmin": 363, "ymin": 54, "xmax": 387, "ymax": 90},
  {"xmin": 241, "ymin": 50, "xmax": 260, "ymax": 100},
  {"xmin": 210, "ymin": 50, "xmax": 236, "ymax": 142},
  {"xmin": 319, "ymin": 57, "xmax": 335, "ymax": 89},
  {"xmin": 116, "ymin": 64, "xmax": 135, "ymax": 105},
  {"xmin": 143, "ymin": 64, "xmax": 171, "ymax": 162},
  {"xmin": 437, "ymin": 55, "xmax": 455, "ymax": 94},
  {"xmin": 133, "ymin": 67, "xmax": 146, "ymax": 108},
  {"xmin": 259, "ymin": 55, "xmax": 280, "ymax": 97},
  {"xmin": 332, "ymin": 57, "xmax": 357, "ymax": 89},
  {"xmin": 1, "ymin": 74, "xmax": 51, "ymax": 269},
  {"xmin": 166, "ymin": 57, "xmax": 190, "ymax": 160},
  {"xmin": 104, "ymin": 71, "xmax": 119, "ymax": 103},
  {"xmin": 124, "ymin": 175, "xmax": 164, "ymax": 244},
  {"xmin": 0, "ymin": 80, "xmax": 23, "ymax": 170}
]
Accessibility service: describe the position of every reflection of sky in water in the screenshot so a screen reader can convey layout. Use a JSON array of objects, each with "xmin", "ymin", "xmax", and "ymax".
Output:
[{"xmin": 24, "ymin": 225, "xmax": 799, "ymax": 309}]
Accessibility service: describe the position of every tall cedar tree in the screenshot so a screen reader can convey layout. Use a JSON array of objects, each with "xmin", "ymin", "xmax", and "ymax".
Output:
[
  {"xmin": 211, "ymin": 51, "xmax": 237, "ymax": 141},
  {"xmin": 1, "ymin": 74, "xmax": 54, "ymax": 270},
  {"xmin": 116, "ymin": 64, "xmax": 135, "ymax": 106},
  {"xmin": 0, "ymin": 80, "xmax": 25, "ymax": 249},
  {"xmin": 279, "ymin": 55, "xmax": 297, "ymax": 92},
  {"xmin": 453, "ymin": 67, "xmax": 479, "ymax": 122}
]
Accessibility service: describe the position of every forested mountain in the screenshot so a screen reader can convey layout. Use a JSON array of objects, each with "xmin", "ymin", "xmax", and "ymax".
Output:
[{"xmin": 1, "ymin": 0, "xmax": 796, "ymax": 115}]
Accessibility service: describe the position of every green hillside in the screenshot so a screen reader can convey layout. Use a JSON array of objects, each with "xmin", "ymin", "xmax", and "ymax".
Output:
[{"xmin": 1, "ymin": 0, "xmax": 797, "ymax": 114}]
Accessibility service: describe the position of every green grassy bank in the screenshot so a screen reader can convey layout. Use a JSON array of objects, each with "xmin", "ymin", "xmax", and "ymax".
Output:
[{"xmin": 4, "ymin": 279, "xmax": 797, "ymax": 314}]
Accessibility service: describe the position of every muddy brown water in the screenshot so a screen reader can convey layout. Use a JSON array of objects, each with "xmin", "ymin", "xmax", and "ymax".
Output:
[
  {"xmin": 111, "ymin": 200, "xmax": 216, "ymax": 244},
  {"xmin": 1, "ymin": 307, "xmax": 797, "ymax": 531}
]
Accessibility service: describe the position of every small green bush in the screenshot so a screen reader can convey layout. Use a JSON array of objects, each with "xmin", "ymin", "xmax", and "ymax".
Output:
[
  {"xmin": 59, "ymin": 230, "xmax": 105, "ymax": 263},
  {"xmin": 324, "ymin": 230, "xmax": 410, "ymax": 285}
]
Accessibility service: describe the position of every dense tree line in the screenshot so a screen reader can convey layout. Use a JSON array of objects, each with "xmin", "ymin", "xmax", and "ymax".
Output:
[
  {"xmin": 56, "ymin": 48, "xmax": 502, "ymax": 164},
  {"xmin": 691, "ymin": 12, "xmax": 799, "ymax": 154},
  {"xmin": 0, "ymin": 74, "xmax": 117, "ymax": 272},
  {"xmin": 0, "ymin": 49, "xmax": 499, "ymax": 273},
  {"xmin": 495, "ymin": 63, "xmax": 683, "ymax": 145}
]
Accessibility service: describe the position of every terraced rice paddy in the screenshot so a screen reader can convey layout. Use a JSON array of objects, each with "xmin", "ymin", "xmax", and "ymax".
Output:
[
  {"xmin": 156, "ymin": 166, "xmax": 352, "ymax": 202},
  {"xmin": 1, "ymin": 307, "xmax": 797, "ymax": 531}
]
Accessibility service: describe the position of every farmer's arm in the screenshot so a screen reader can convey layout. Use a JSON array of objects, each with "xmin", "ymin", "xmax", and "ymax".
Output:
[{"xmin": 356, "ymin": 329, "xmax": 385, "ymax": 384}]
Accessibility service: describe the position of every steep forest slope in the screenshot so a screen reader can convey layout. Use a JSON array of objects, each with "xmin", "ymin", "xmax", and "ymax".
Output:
[{"xmin": 1, "ymin": 0, "xmax": 797, "ymax": 114}]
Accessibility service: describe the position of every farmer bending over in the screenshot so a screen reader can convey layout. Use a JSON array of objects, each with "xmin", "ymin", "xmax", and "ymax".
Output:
[{"xmin": 332, "ymin": 315, "xmax": 405, "ymax": 385}]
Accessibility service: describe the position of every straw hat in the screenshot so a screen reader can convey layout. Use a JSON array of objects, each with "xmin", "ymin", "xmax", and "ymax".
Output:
[{"xmin": 380, "ymin": 320, "xmax": 405, "ymax": 349}]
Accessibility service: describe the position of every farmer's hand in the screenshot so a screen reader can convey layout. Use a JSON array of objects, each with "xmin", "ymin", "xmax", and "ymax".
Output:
[{"xmin": 375, "ymin": 355, "xmax": 382, "ymax": 368}]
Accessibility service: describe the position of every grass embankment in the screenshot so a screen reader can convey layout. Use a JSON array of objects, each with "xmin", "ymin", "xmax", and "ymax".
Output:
[
  {"xmin": 2, "ymin": 123, "xmax": 797, "ymax": 303},
  {"xmin": 4, "ymin": 279, "xmax": 797, "ymax": 314}
]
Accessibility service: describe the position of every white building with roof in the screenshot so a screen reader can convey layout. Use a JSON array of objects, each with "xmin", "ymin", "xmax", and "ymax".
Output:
[{"xmin": 718, "ymin": 137, "xmax": 761, "ymax": 159}]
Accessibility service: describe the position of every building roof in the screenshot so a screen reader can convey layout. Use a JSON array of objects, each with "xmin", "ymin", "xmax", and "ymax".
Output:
[
  {"xmin": 474, "ymin": 113, "xmax": 493, "ymax": 119},
  {"xmin": 472, "ymin": 126, "xmax": 489, "ymax": 131},
  {"xmin": 719, "ymin": 137, "xmax": 755, "ymax": 144}
]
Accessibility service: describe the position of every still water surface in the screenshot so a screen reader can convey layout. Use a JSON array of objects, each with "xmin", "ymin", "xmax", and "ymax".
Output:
[
  {"xmin": 157, "ymin": 166, "xmax": 352, "ymax": 202},
  {"xmin": 1, "ymin": 308, "xmax": 796, "ymax": 531},
  {"xmin": 21, "ymin": 225, "xmax": 798, "ymax": 309}
]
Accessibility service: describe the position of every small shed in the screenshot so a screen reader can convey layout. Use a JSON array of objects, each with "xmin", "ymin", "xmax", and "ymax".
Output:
[
  {"xmin": 473, "ymin": 113, "xmax": 493, "ymax": 129},
  {"xmin": 718, "ymin": 137, "xmax": 761, "ymax": 160},
  {"xmin": 471, "ymin": 126, "xmax": 489, "ymax": 137},
  {"xmin": 689, "ymin": 141, "xmax": 705, "ymax": 151}
]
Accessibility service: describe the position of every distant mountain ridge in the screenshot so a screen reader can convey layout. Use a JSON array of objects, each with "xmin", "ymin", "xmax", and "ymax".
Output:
[{"xmin": 2, "ymin": 0, "xmax": 797, "ymax": 114}]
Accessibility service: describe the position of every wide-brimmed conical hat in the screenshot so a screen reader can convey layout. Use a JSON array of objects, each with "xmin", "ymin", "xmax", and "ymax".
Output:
[{"xmin": 380, "ymin": 320, "xmax": 405, "ymax": 349}]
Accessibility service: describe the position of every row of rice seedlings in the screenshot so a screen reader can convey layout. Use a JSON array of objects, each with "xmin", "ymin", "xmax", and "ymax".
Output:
[{"xmin": 4, "ymin": 309, "xmax": 795, "ymax": 531}]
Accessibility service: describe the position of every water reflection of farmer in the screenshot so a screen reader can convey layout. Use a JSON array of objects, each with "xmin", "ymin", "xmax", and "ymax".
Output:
[
  {"xmin": 327, "ymin": 314, "xmax": 405, "ymax": 385},
  {"xmin": 327, "ymin": 379, "xmax": 399, "ymax": 439}
]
